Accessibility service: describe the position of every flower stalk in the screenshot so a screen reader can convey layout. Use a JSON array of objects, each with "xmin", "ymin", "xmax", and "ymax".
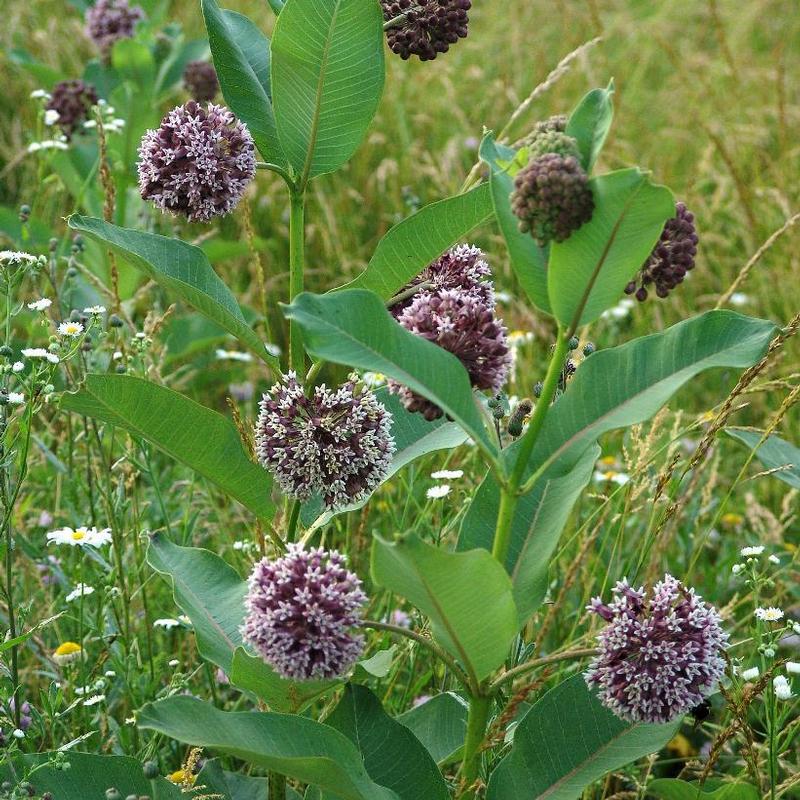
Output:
[{"xmin": 288, "ymin": 186, "xmax": 306, "ymax": 376}]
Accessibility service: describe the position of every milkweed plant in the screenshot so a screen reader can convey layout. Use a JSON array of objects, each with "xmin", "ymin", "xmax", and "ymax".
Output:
[{"xmin": 1, "ymin": 0, "xmax": 798, "ymax": 799}]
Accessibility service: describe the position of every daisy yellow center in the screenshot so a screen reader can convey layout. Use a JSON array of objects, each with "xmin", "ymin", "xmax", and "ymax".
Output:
[
  {"xmin": 63, "ymin": 323, "xmax": 81, "ymax": 334},
  {"xmin": 54, "ymin": 641, "xmax": 82, "ymax": 656},
  {"xmin": 71, "ymin": 529, "xmax": 87, "ymax": 540},
  {"xmin": 600, "ymin": 456, "xmax": 617, "ymax": 466}
]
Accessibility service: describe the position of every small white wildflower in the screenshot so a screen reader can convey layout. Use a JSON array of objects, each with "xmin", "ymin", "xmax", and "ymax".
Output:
[
  {"xmin": 30, "ymin": 89, "xmax": 50, "ymax": 99},
  {"xmin": 83, "ymin": 694, "xmax": 106, "ymax": 707},
  {"xmin": 794, "ymin": 622, "xmax": 800, "ymax": 635},
  {"xmin": 426, "ymin": 485, "xmax": 451, "ymax": 499},
  {"xmin": 265, "ymin": 342, "xmax": 282, "ymax": 357},
  {"xmin": 65, "ymin": 583, "xmax": 95, "ymax": 603},
  {"xmin": 731, "ymin": 564, "xmax": 744, "ymax": 575},
  {"xmin": 21, "ymin": 347, "xmax": 50, "ymax": 359},
  {"xmin": 177, "ymin": 615, "xmax": 191, "ymax": 625},
  {"xmin": 7, "ymin": 392, "xmax": 25, "ymax": 405},
  {"xmin": 755, "ymin": 607, "xmax": 784, "ymax": 623},
  {"xmin": 57, "ymin": 321, "xmax": 84, "ymax": 337},
  {"xmin": 729, "ymin": 293, "xmax": 750, "ymax": 307},
  {"xmin": 593, "ymin": 469, "xmax": 631, "ymax": 486},
  {"xmin": 83, "ymin": 305, "xmax": 107, "ymax": 314},
  {"xmin": 154, "ymin": 618, "xmax": 181, "ymax": 630},
  {"xmin": 135, "ymin": 332, "xmax": 147, "ymax": 339},
  {"xmin": 46, "ymin": 353, "xmax": 60, "ymax": 364},
  {"xmin": 105, "ymin": 670, "xmax": 117, "ymax": 678},
  {"xmin": 1, "ymin": 251, "xmax": 38, "ymax": 266},
  {"xmin": 43, "ymin": 109, "xmax": 60, "ymax": 126},
  {"xmin": 47, "ymin": 525, "xmax": 112, "ymax": 547},
  {"xmin": 494, "ymin": 290, "xmax": 512, "ymax": 304},
  {"xmin": 27, "ymin": 298, "xmax": 52, "ymax": 312},
  {"xmin": 361, "ymin": 371, "xmax": 386, "ymax": 388},
  {"xmin": 12, "ymin": 729, "xmax": 25, "ymax": 740},
  {"xmin": 740, "ymin": 666, "xmax": 760, "ymax": 681},
  {"xmin": 112, "ymin": 350, "xmax": 123, "ymax": 360},
  {"xmin": 740, "ymin": 545, "xmax": 765, "ymax": 557},
  {"xmin": 431, "ymin": 469, "xmax": 464, "ymax": 480},
  {"xmin": 768, "ymin": 554, "xmax": 780, "ymax": 564},
  {"xmin": 215, "ymin": 348, "xmax": 253, "ymax": 362},
  {"xmin": 12, "ymin": 361, "xmax": 24, "ymax": 373},
  {"xmin": 83, "ymin": 120, "xmax": 97, "ymax": 129},
  {"xmin": 168, "ymin": 659, "xmax": 180, "ymax": 668},
  {"xmin": 773, "ymin": 675, "xmax": 794, "ymax": 701},
  {"xmin": 508, "ymin": 330, "xmax": 535, "ymax": 346},
  {"xmin": 786, "ymin": 662, "xmax": 800, "ymax": 675},
  {"xmin": 28, "ymin": 139, "xmax": 69, "ymax": 152}
]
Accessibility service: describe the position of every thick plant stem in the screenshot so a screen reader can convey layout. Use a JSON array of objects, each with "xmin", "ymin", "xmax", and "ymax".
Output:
[
  {"xmin": 269, "ymin": 771, "xmax": 286, "ymax": 800},
  {"xmin": 288, "ymin": 187, "xmax": 306, "ymax": 376},
  {"xmin": 491, "ymin": 487, "xmax": 518, "ymax": 566},
  {"xmin": 459, "ymin": 693, "xmax": 491, "ymax": 799}
]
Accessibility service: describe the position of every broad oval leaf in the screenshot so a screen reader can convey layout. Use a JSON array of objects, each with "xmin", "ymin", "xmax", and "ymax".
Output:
[
  {"xmin": 147, "ymin": 533, "xmax": 247, "ymax": 672},
  {"xmin": 283, "ymin": 290, "xmax": 496, "ymax": 456},
  {"xmin": 480, "ymin": 133, "xmax": 551, "ymax": 314},
  {"xmin": 458, "ymin": 444, "xmax": 599, "ymax": 625},
  {"xmin": 548, "ymin": 168, "xmax": 674, "ymax": 329},
  {"xmin": 271, "ymin": 0, "xmax": 384, "ymax": 185},
  {"xmin": 726, "ymin": 428, "xmax": 800, "ymax": 489},
  {"xmin": 397, "ymin": 692, "xmax": 469, "ymax": 766},
  {"xmin": 201, "ymin": 0, "xmax": 284, "ymax": 164},
  {"xmin": 566, "ymin": 80, "xmax": 615, "ymax": 173},
  {"xmin": 370, "ymin": 533, "xmax": 518, "ymax": 683},
  {"xmin": 487, "ymin": 675, "xmax": 678, "ymax": 800},
  {"xmin": 647, "ymin": 779, "xmax": 760, "ymax": 800},
  {"xmin": 343, "ymin": 183, "xmax": 494, "ymax": 299},
  {"xmin": 68, "ymin": 216, "xmax": 279, "ymax": 370},
  {"xmin": 61, "ymin": 374, "xmax": 274, "ymax": 520},
  {"xmin": 326, "ymin": 684, "xmax": 449, "ymax": 800},
  {"xmin": 137, "ymin": 695, "xmax": 400, "ymax": 800}
]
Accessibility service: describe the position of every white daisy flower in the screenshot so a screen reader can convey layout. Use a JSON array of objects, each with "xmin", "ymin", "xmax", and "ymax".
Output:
[
  {"xmin": 65, "ymin": 583, "xmax": 95, "ymax": 603},
  {"xmin": 1, "ymin": 251, "xmax": 39, "ymax": 267},
  {"xmin": 43, "ymin": 109, "xmax": 60, "ymax": 126},
  {"xmin": 426, "ymin": 485, "xmax": 451, "ymax": 499},
  {"xmin": 57, "ymin": 321, "xmax": 84, "ymax": 337},
  {"xmin": 593, "ymin": 469, "xmax": 631, "ymax": 486},
  {"xmin": 168, "ymin": 659, "xmax": 180, "ymax": 668},
  {"xmin": 154, "ymin": 618, "xmax": 181, "ymax": 630},
  {"xmin": 740, "ymin": 545, "xmax": 765, "ymax": 557},
  {"xmin": 12, "ymin": 361, "xmax": 24, "ymax": 373},
  {"xmin": 265, "ymin": 342, "xmax": 282, "ymax": 357},
  {"xmin": 786, "ymin": 662, "xmax": 800, "ymax": 675},
  {"xmin": 28, "ymin": 140, "xmax": 69, "ymax": 152},
  {"xmin": 12, "ymin": 729, "xmax": 25, "ymax": 740},
  {"xmin": 27, "ymin": 298, "xmax": 52, "ymax": 312},
  {"xmin": 773, "ymin": 675, "xmax": 794, "ymax": 701},
  {"xmin": 83, "ymin": 305, "xmax": 107, "ymax": 314},
  {"xmin": 731, "ymin": 564, "xmax": 744, "ymax": 575},
  {"xmin": 431, "ymin": 469, "xmax": 464, "ymax": 480},
  {"xmin": 83, "ymin": 694, "xmax": 106, "ymax": 707},
  {"xmin": 21, "ymin": 347, "xmax": 59, "ymax": 364},
  {"xmin": 30, "ymin": 89, "xmax": 50, "ymax": 99},
  {"xmin": 7, "ymin": 392, "xmax": 25, "ymax": 405},
  {"xmin": 46, "ymin": 525, "xmax": 112, "ymax": 547},
  {"xmin": 755, "ymin": 607, "xmax": 784, "ymax": 623},
  {"xmin": 768, "ymin": 554, "xmax": 780, "ymax": 564},
  {"xmin": 740, "ymin": 666, "xmax": 760, "ymax": 681}
]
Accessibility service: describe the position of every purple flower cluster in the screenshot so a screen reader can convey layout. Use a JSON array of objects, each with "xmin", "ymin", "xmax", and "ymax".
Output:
[
  {"xmin": 84, "ymin": 0, "xmax": 145, "ymax": 58},
  {"xmin": 625, "ymin": 202, "xmax": 699, "ymax": 301},
  {"xmin": 391, "ymin": 287, "xmax": 511, "ymax": 420},
  {"xmin": 46, "ymin": 80, "xmax": 99, "ymax": 140},
  {"xmin": 585, "ymin": 574, "xmax": 728, "ymax": 724},
  {"xmin": 242, "ymin": 544, "xmax": 367, "ymax": 680},
  {"xmin": 256, "ymin": 372, "xmax": 395, "ymax": 509},
  {"xmin": 389, "ymin": 244, "xmax": 493, "ymax": 317},
  {"xmin": 381, "ymin": 0, "xmax": 470, "ymax": 61},
  {"xmin": 183, "ymin": 60, "xmax": 219, "ymax": 103},
  {"xmin": 137, "ymin": 102, "xmax": 256, "ymax": 223}
]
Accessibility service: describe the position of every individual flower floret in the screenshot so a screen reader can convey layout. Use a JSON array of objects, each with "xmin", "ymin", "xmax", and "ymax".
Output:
[
  {"xmin": 426, "ymin": 484, "xmax": 451, "ymax": 499},
  {"xmin": 625, "ymin": 202, "xmax": 698, "ymax": 301},
  {"xmin": 45, "ymin": 80, "xmax": 99, "ymax": 139},
  {"xmin": 391, "ymin": 288, "xmax": 511, "ymax": 420},
  {"xmin": 256, "ymin": 373, "xmax": 395, "ymax": 509},
  {"xmin": 46, "ymin": 525, "xmax": 112, "ymax": 547},
  {"xmin": 381, "ymin": 0, "xmax": 471, "ymax": 61},
  {"xmin": 137, "ymin": 102, "xmax": 256, "ymax": 223},
  {"xmin": 57, "ymin": 321, "xmax": 84, "ymax": 337},
  {"xmin": 65, "ymin": 583, "xmax": 95, "ymax": 603},
  {"xmin": 27, "ymin": 298, "xmax": 52, "ymax": 312},
  {"xmin": 52, "ymin": 641, "xmax": 83, "ymax": 665},
  {"xmin": 740, "ymin": 545, "xmax": 764, "ymax": 557},
  {"xmin": 242, "ymin": 544, "xmax": 367, "ymax": 680},
  {"xmin": 85, "ymin": 0, "xmax": 145, "ymax": 58},
  {"xmin": 755, "ymin": 606, "xmax": 784, "ymax": 623},
  {"xmin": 585, "ymin": 574, "xmax": 728, "ymax": 724},
  {"xmin": 773, "ymin": 675, "xmax": 794, "ymax": 701},
  {"xmin": 183, "ymin": 60, "xmax": 219, "ymax": 103}
]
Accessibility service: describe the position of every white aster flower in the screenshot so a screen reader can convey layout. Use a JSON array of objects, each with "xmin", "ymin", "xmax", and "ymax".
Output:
[
  {"xmin": 27, "ymin": 298, "xmax": 52, "ymax": 312},
  {"xmin": 768, "ymin": 554, "xmax": 780, "ymax": 564},
  {"xmin": 740, "ymin": 545, "xmax": 765, "ymax": 557},
  {"xmin": 426, "ymin": 485, "xmax": 451, "ymax": 499},
  {"xmin": 593, "ymin": 469, "xmax": 631, "ymax": 486},
  {"xmin": 755, "ymin": 607, "xmax": 784, "ymax": 623},
  {"xmin": 786, "ymin": 662, "xmax": 800, "ymax": 675},
  {"xmin": 1, "ymin": 251, "xmax": 39, "ymax": 267},
  {"xmin": 508, "ymin": 330, "xmax": 535, "ymax": 346},
  {"xmin": 215, "ymin": 348, "xmax": 253, "ymax": 362},
  {"xmin": 154, "ymin": 618, "xmax": 181, "ymax": 630},
  {"xmin": 65, "ymin": 583, "xmax": 95, "ymax": 603},
  {"xmin": 265, "ymin": 342, "xmax": 282, "ymax": 357},
  {"xmin": 30, "ymin": 89, "xmax": 50, "ymax": 99},
  {"xmin": 83, "ymin": 305, "xmax": 107, "ymax": 314},
  {"xmin": 83, "ymin": 694, "xmax": 106, "ymax": 707},
  {"xmin": 431, "ymin": 469, "xmax": 464, "ymax": 480},
  {"xmin": 177, "ymin": 615, "xmax": 191, "ymax": 625},
  {"xmin": 43, "ymin": 109, "xmax": 60, "ymax": 126},
  {"xmin": 12, "ymin": 361, "xmax": 24, "ymax": 373},
  {"xmin": 731, "ymin": 564, "xmax": 744, "ymax": 575},
  {"xmin": 740, "ymin": 666, "xmax": 760, "ymax": 681},
  {"xmin": 21, "ymin": 347, "xmax": 59, "ymax": 364},
  {"xmin": 28, "ymin": 139, "xmax": 69, "ymax": 152},
  {"xmin": 46, "ymin": 525, "xmax": 112, "ymax": 547},
  {"xmin": 57, "ymin": 321, "xmax": 84, "ymax": 337},
  {"xmin": 7, "ymin": 392, "xmax": 25, "ymax": 405},
  {"xmin": 773, "ymin": 675, "xmax": 794, "ymax": 701},
  {"xmin": 168, "ymin": 659, "xmax": 180, "ymax": 668},
  {"xmin": 12, "ymin": 729, "xmax": 25, "ymax": 740}
]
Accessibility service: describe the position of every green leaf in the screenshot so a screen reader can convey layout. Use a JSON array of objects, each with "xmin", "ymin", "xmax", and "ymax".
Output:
[
  {"xmin": 487, "ymin": 675, "xmax": 679, "ymax": 800},
  {"xmin": 199, "ymin": 759, "xmax": 306, "ymax": 800},
  {"xmin": 146, "ymin": 534, "xmax": 247, "ymax": 672},
  {"xmin": 726, "ymin": 429, "xmax": 800, "ymax": 489},
  {"xmin": 201, "ymin": 0, "xmax": 284, "ymax": 164},
  {"xmin": 61, "ymin": 375, "xmax": 274, "ymax": 520},
  {"xmin": 548, "ymin": 168, "xmax": 674, "ymax": 328},
  {"xmin": 68, "ymin": 216, "xmax": 279, "ymax": 369},
  {"xmin": 371, "ymin": 533, "xmax": 518, "ymax": 683},
  {"xmin": 357, "ymin": 645, "xmax": 397, "ymax": 678},
  {"xmin": 326, "ymin": 684, "xmax": 449, "ymax": 800},
  {"xmin": 283, "ymin": 290, "xmax": 496, "ymax": 456},
  {"xmin": 647, "ymin": 779, "xmax": 760, "ymax": 800},
  {"xmin": 300, "ymin": 387, "xmax": 468, "ymax": 527},
  {"xmin": 397, "ymin": 693, "xmax": 468, "ymax": 766},
  {"xmin": 343, "ymin": 183, "xmax": 494, "ymax": 299},
  {"xmin": 479, "ymin": 134, "xmax": 551, "ymax": 314},
  {"xmin": 566, "ymin": 80, "xmax": 615, "ymax": 173},
  {"xmin": 111, "ymin": 38, "xmax": 156, "ymax": 90},
  {"xmin": 0, "ymin": 753, "xmax": 182, "ymax": 800},
  {"xmin": 230, "ymin": 647, "xmax": 340, "ymax": 713},
  {"xmin": 137, "ymin": 695, "xmax": 400, "ymax": 800},
  {"xmin": 458, "ymin": 445, "xmax": 599, "ymax": 624},
  {"xmin": 271, "ymin": 0, "xmax": 384, "ymax": 185}
]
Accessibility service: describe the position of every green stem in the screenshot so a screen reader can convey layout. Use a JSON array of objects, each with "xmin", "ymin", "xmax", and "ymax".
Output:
[
  {"xmin": 268, "ymin": 771, "xmax": 286, "ymax": 800},
  {"xmin": 491, "ymin": 487, "xmax": 518, "ymax": 567},
  {"xmin": 286, "ymin": 498, "xmax": 301, "ymax": 543},
  {"xmin": 459, "ymin": 693, "xmax": 491, "ymax": 799},
  {"xmin": 288, "ymin": 187, "xmax": 306, "ymax": 376}
]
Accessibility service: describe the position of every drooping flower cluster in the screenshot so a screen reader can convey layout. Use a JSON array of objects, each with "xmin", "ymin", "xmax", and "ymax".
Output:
[
  {"xmin": 585, "ymin": 574, "xmax": 728, "ymax": 724},
  {"xmin": 137, "ymin": 102, "xmax": 256, "ymax": 223},
  {"xmin": 511, "ymin": 152, "xmax": 594, "ymax": 246},
  {"xmin": 256, "ymin": 373, "xmax": 395, "ymax": 509},
  {"xmin": 389, "ymin": 244, "xmax": 493, "ymax": 317},
  {"xmin": 522, "ymin": 114, "xmax": 568, "ymax": 145},
  {"xmin": 84, "ymin": 0, "xmax": 145, "ymax": 58},
  {"xmin": 527, "ymin": 129, "xmax": 581, "ymax": 162},
  {"xmin": 46, "ymin": 80, "xmax": 99, "ymax": 140},
  {"xmin": 381, "ymin": 0, "xmax": 470, "ymax": 61},
  {"xmin": 242, "ymin": 544, "xmax": 367, "ymax": 680},
  {"xmin": 183, "ymin": 60, "xmax": 219, "ymax": 103},
  {"xmin": 625, "ymin": 202, "xmax": 699, "ymax": 301},
  {"xmin": 391, "ymin": 288, "xmax": 511, "ymax": 420}
]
